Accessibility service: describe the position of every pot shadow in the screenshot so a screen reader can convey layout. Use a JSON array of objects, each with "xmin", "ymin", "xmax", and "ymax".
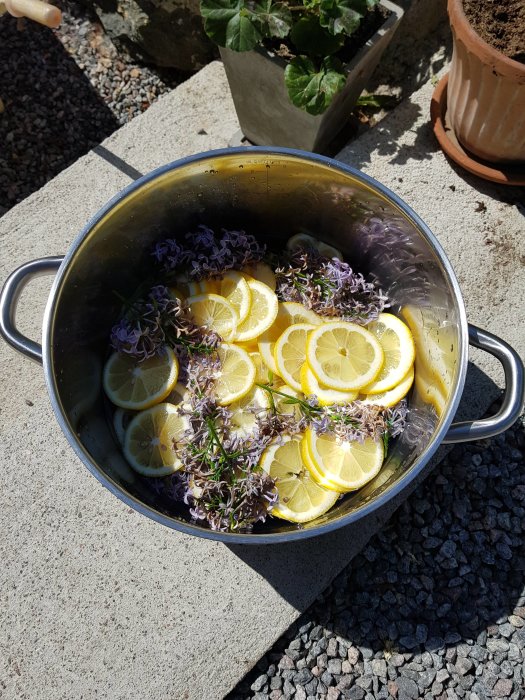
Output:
[
  {"xmin": 439, "ymin": 157, "xmax": 525, "ymax": 211},
  {"xmin": 226, "ymin": 362, "xmax": 525, "ymax": 686},
  {"xmin": 0, "ymin": 11, "xmax": 119, "ymax": 215}
]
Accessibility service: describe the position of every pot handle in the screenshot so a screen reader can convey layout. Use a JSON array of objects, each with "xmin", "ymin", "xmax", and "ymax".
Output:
[
  {"xmin": 443, "ymin": 324, "xmax": 524, "ymax": 444},
  {"xmin": 0, "ymin": 256, "xmax": 63, "ymax": 365}
]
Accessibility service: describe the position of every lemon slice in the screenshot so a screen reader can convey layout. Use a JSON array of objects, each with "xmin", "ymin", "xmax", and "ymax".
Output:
[
  {"xmin": 401, "ymin": 305, "xmax": 456, "ymax": 397},
  {"xmin": 259, "ymin": 435, "xmax": 339, "ymax": 523},
  {"xmin": 303, "ymin": 428, "xmax": 384, "ymax": 492},
  {"xmin": 414, "ymin": 362, "xmax": 447, "ymax": 416},
  {"xmin": 229, "ymin": 386, "xmax": 270, "ymax": 438},
  {"xmin": 287, "ymin": 233, "xmax": 343, "ymax": 260},
  {"xmin": 187, "ymin": 293, "xmax": 237, "ymax": 341},
  {"xmin": 235, "ymin": 280, "xmax": 279, "ymax": 342},
  {"xmin": 258, "ymin": 301, "xmax": 322, "ymax": 376},
  {"xmin": 219, "ymin": 271, "xmax": 252, "ymax": 324},
  {"xmin": 214, "ymin": 343, "xmax": 256, "ymax": 405},
  {"xmin": 242, "ymin": 262, "xmax": 276, "ymax": 290},
  {"xmin": 166, "ymin": 381, "xmax": 192, "ymax": 410},
  {"xmin": 238, "ymin": 340, "xmax": 260, "ymax": 352},
  {"xmin": 113, "ymin": 408, "xmax": 134, "ymax": 445},
  {"xmin": 199, "ymin": 279, "xmax": 220, "ymax": 294},
  {"xmin": 300, "ymin": 362, "xmax": 358, "ymax": 406},
  {"xmin": 359, "ymin": 365, "xmax": 414, "ymax": 408},
  {"xmin": 103, "ymin": 347, "xmax": 179, "ymax": 410},
  {"xmin": 250, "ymin": 351, "xmax": 271, "ymax": 384},
  {"xmin": 123, "ymin": 403, "xmax": 190, "ymax": 476},
  {"xmin": 307, "ymin": 321, "xmax": 384, "ymax": 391},
  {"xmin": 271, "ymin": 384, "xmax": 305, "ymax": 422},
  {"xmin": 274, "ymin": 323, "xmax": 317, "ymax": 392},
  {"xmin": 361, "ymin": 313, "xmax": 415, "ymax": 394}
]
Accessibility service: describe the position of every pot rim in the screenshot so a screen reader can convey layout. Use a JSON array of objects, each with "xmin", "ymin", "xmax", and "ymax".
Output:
[
  {"xmin": 448, "ymin": 0, "xmax": 525, "ymax": 79},
  {"xmin": 42, "ymin": 147, "xmax": 469, "ymax": 544}
]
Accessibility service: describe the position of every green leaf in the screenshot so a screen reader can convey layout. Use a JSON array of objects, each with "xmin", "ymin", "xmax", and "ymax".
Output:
[
  {"xmin": 355, "ymin": 93, "xmax": 396, "ymax": 108},
  {"xmin": 319, "ymin": 0, "xmax": 363, "ymax": 36},
  {"xmin": 252, "ymin": 0, "xmax": 292, "ymax": 38},
  {"xmin": 290, "ymin": 16, "xmax": 345, "ymax": 56},
  {"xmin": 200, "ymin": 0, "xmax": 262, "ymax": 51},
  {"xmin": 284, "ymin": 56, "xmax": 346, "ymax": 115}
]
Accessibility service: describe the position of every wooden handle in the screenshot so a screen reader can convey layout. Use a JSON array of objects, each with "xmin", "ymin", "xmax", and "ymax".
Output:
[{"xmin": 4, "ymin": 0, "xmax": 61, "ymax": 26}]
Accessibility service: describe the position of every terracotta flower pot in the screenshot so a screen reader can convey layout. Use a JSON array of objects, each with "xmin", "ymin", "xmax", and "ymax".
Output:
[{"xmin": 447, "ymin": 0, "xmax": 525, "ymax": 164}]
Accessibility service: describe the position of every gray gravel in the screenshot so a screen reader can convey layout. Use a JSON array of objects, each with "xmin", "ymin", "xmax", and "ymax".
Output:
[
  {"xmin": 228, "ymin": 406, "xmax": 525, "ymax": 700},
  {"xmin": 0, "ymin": 0, "xmax": 185, "ymax": 216}
]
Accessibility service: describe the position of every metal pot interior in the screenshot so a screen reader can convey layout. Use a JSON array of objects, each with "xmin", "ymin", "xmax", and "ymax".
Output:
[{"xmin": 46, "ymin": 150, "xmax": 465, "ymax": 541}]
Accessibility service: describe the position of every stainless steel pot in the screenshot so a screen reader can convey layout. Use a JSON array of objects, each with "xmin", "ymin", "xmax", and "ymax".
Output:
[{"xmin": 1, "ymin": 148, "xmax": 523, "ymax": 543}]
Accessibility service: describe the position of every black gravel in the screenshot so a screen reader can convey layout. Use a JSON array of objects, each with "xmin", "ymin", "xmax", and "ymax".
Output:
[
  {"xmin": 228, "ymin": 407, "xmax": 525, "ymax": 700},
  {"xmin": 0, "ymin": 0, "xmax": 185, "ymax": 216}
]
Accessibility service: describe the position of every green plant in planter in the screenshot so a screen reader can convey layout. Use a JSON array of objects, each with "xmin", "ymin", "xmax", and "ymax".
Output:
[{"xmin": 200, "ymin": 0, "xmax": 380, "ymax": 115}]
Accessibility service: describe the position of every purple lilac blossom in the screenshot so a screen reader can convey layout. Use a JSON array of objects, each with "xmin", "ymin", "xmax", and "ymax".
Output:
[
  {"xmin": 153, "ymin": 225, "xmax": 267, "ymax": 280},
  {"xmin": 275, "ymin": 250, "xmax": 388, "ymax": 325}
]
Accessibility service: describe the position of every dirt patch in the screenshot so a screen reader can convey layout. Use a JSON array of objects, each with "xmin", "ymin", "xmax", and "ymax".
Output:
[{"xmin": 463, "ymin": 0, "xmax": 525, "ymax": 64}]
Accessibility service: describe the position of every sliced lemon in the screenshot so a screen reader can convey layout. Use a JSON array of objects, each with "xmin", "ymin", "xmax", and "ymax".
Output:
[
  {"xmin": 303, "ymin": 428, "xmax": 384, "ymax": 492},
  {"xmin": 229, "ymin": 386, "xmax": 270, "ymax": 438},
  {"xmin": 274, "ymin": 323, "xmax": 317, "ymax": 392},
  {"xmin": 187, "ymin": 280, "xmax": 203, "ymax": 297},
  {"xmin": 361, "ymin": 313, "xmax": 415, "ymax": 394},
  {"xmin": 187, "ymin": 293, "xmax": 237, "ymax": 341},
  {"xmin": 173, "ymin": 272, "xmax": 193, "ymax": 297},
  {"xmin": 300, "ymin": 435, "xmax": 347, "ymax": 493},
  {"xmin": 271, "ymin": 384, "xmax": 305, "ymax": 422},
  {"xmin": 259, "ymin": 435, "xmax": 339, "ymax": 523},
  {"xmin": 242, "ymin": 262, "xmax": 276, "ymax": 290},
  {"xmin": 307, "ymin": 321, "xmax": 384, "ymax": 391},
  {"xmin": 219, "ymin": 270, "xmax": 252, "ymax": 324},
  {"xmin": 113, "ymin": 408, "xmax": 134, "ymax": 445},
  {"xmin": 238, "ymin": 340, "xmax": 260, "ymax": 353},
  {"xmin": 103, "ymin": 347, "xmax": 179, "ymax": 410},
  {"xmin": 250, "ymin": 351, "xmax": 272, "ymax": 384},
  {"xmin": 166, "ymin": 381, "xmax": 192, "ymax": 410},
  {"xmin": 359, "ymin": 365, "xmax": 415, "ymax": 408},
  {"xmin": 235, "ymin": 279, "xmax": 279, "ymax": 342},
  {"xmin": 123, "ymin": 403, "xmax": 190, "ymax": 476},
  {"xmin": 286, "ymin": 233, "xmax": 343, "ymax": 260},
  {"xmin": 401, "ymin": 305, "xmax": 456, "ymax": 397},
  {"xmin": 214, "ymin": 343, "xmax": 256, "ymax": 405},
  {"xmin": 300, "ymin": 362, "xmax": 358, "ymax": 406},
  {"xmin": 199, "ymin": 279, "xmax": 220, "ymax": 294},
  {"xmin": 414, "ymin": 362, "xmax": 446, "ymax": 416},
  {"xmin": 259, "ymin": 302, "xmax": 322, "ymax": 375}
]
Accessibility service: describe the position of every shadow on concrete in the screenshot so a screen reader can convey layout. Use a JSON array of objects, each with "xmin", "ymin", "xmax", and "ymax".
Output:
[
  {"xmin": 439, "ymin": 158, "xmax": 525, "ymax": 210},
  {"xmin": 227, "ymin": 368, "xmax": 524, "ymax": 696},
  {"xmin": 0, "ymin": 13, "xmax": 119, "ymax": 215},
  {"xmin": 92, "ymin": 145, "xmax": 144, "ymax": 181}
]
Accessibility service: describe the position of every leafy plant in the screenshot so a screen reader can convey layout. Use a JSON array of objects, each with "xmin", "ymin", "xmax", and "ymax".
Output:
[{"xmin": 200, "ymin": 0, "xmax": 381, "ymax": 114}]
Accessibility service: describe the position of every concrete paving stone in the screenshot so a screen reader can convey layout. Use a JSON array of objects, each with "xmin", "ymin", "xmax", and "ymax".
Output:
[{"xmin": 1, "ymin": 61, "xmax": 524, "ymax": 700}]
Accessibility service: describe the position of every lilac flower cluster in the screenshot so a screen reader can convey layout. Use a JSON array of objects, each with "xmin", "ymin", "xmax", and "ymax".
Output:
[
  {"xmin": 310, "ymin": 399, "xmax": 408, "ymax": 443},
  {"xmin": 152, "ymin": 225, "xmax": 267, "ymax": 280},
  {"xmin": 110, "ymin": 285, "xmax": 220, "ymax": 362},
  {"xmin": 175, "ymin": 388, "xmax": 278, "ymax": 532},
  {"xmin": 275, "ymin": 250, "xmax": 388, "ymax": 325}
]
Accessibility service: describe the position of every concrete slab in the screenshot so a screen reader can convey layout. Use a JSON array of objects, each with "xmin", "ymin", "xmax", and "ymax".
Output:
[{"xmin": 0, "ymin": 60, "xmax": 523, "ymax": 700}]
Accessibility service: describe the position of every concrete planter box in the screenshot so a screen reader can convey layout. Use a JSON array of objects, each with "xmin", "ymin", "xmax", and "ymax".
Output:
[{"xmin": 220, "ymin": 0, "xmax": 403, "ymax": 153}]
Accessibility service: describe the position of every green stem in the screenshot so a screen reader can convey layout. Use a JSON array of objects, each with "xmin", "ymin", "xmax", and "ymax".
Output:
[{"xmin": 205, "ymin": 417, "xmax": 229, "ymax": 460}]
